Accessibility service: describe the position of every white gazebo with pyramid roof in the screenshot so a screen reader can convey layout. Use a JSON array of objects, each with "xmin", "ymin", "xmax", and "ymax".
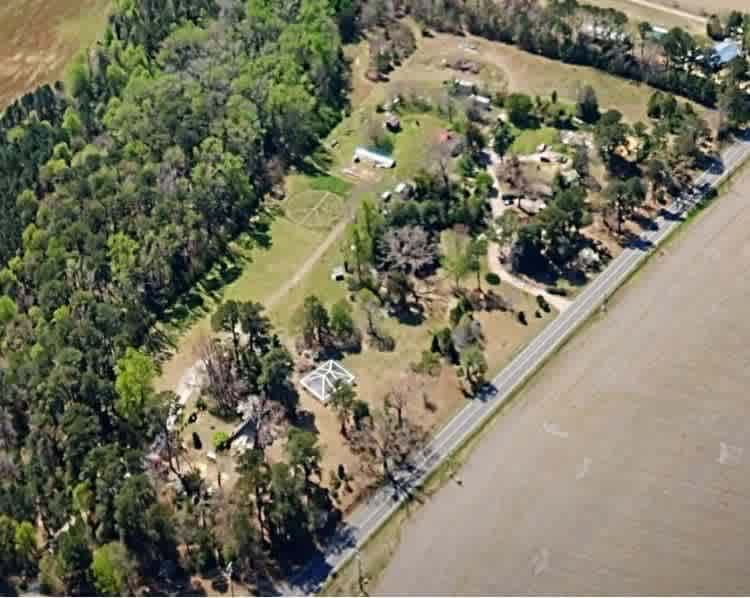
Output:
[{"xmin": 300, "ymin": 360, "xmax": 355, "ymax": 403}]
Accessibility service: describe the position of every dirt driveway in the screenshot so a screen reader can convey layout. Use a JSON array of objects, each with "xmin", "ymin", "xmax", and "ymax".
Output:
[
  {"xmin": 375, "ymin": 167, "xmax": 750, "ymax": 595},
  {"xmin": 642, "ymin": 0, "xmax": 744, "ymax": 16}
]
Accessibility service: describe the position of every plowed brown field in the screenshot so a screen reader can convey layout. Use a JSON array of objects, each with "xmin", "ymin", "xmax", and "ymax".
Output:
[{"xmin": 0, "ymin": 0, "xmax": 110, "ymax": 109}]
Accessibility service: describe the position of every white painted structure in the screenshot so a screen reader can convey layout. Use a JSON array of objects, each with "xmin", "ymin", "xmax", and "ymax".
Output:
[
  {"xmin": 470, "ymin": 94, "xmax": 492, "ymax": 109},
  {"xmin": 300, "ymin": 360, "xmax": 356, "ymax": 403}
]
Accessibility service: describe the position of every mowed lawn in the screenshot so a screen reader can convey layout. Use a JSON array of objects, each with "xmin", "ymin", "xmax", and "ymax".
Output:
[
  {"xmin": 157, "ymin": 111, "xmax": 451, "ymax": 390},
  {"xmin": 509, "ymin": 126, "xmax": 565, "ymax": 156},
  {"xmin": 0, "ymin": 0, "xmax": 111, "ymax": 109}
]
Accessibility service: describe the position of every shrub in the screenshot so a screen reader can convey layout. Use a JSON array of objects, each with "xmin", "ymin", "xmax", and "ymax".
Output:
[
  {"xmin": 412, "ymin": 349, "xmax": 442, "ymax": 376},
  {"xmin": 192, "ymin": 432, "xmax": 202, "ymax": 450},
  {"xmin": 506, "ymin": 93, "xmax": 535, "ymax": 128},
  {"xmin": 195, "ymin": 397, "xmax": 207, "ymax": 411},
  {"xmin": 352, "ymin": 400, "xmax": 371, "ymax": 431},
  {"xmin": 331, "ymin": 299, "xmax": 357, "ymax": 341},
  {"xmin": 213, "ymin": 431, "xmax": 230, "ymax": 451},
  {"xmin": 376, "ymin": 333, "xmax": 396, "ymax": 352},
  {"xmin": 546, "ymin": 286, "xmax": 568, "ymax": 296},
  {"xmin": 485, "ymin": 272, "xmax": 501, "ymax": 286},
  {"xmin": 576, "ymin": 85, "xmax": 600, "ymax": 123},
  {"xmin": 517, "ymin": 310, "xmax": 528, "ymax": 325},
  {"xmin": 192, "ymin": 528, "xmax": 217, "ymax": 574},
  {"xmin": 431, "ymin": 327, "xmax": 458, "ymax": 363},
  {"xmin": 449, "ymin": 295, "xmax": 473, "ymax": 325}
]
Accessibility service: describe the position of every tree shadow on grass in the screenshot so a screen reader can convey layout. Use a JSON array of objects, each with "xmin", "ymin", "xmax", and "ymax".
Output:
[
  {"xmin": 284, "ymin": 525, "xmax": 357, "ymax": 595},
  {"xmin": 153, "ymin": 207, "xmax": 280, "ymax": 359},
  {"xmin": 390, "ymin": 302, "xmax": 426, "ymax": 327},
  {"xmin": 659, "ymin": 207, "xmax": 683, "ymax": 222},
  {"xmin": 631, "ymin": 211, "xmax": 658, "ymax": 232},
  {"xmin": 696, "ymin": 152, "xmax": 723, "ymax": 176},
  {"xmin": 176, "ymin": 580, "xmax": 208, "ymax": 597},
  {"xmin": 623, "ymin": 233, "xmax": 654, "ymax": 252}
]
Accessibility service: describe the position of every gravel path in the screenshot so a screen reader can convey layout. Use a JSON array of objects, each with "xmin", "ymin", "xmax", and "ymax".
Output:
[{"xmin": 624, "ymin": 0, "xmax": 708, "ymax": 22}]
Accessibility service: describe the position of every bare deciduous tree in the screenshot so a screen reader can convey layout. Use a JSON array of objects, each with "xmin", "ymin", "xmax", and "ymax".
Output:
[
  {"xmin": 496, "ymin": 155, "xmax": 529, "ymax": 207},
  {"xmin": 383, "ymin": 372, "xmax": 423, "ymax": 428},
  {"xmin": 201, "ymin": 338, "xmax": 248, "ymax": 415},
  {"xmin": 349, "ymin": 398, "xmax": 426, "ymax": 485},
  {"xmin": 378, "ymin": 225, "xmax": 437, "ymax": 276}
]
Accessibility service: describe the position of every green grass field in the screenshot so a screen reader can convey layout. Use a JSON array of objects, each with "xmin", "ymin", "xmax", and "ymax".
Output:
[
  {"xmin": 158, "ymin": 109, "xmax": 453, "ymax": 389},
  {"xmin": 308, "ymin": 174, "xmax": 354, "ymax": 195},
  {"xmin": 509, "ymin": 126, "xmax": 563, "ymax": 156}
]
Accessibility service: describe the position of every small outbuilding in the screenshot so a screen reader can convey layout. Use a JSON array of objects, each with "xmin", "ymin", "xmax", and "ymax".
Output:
[
  {"xmin": 561, "ymin": 169, "xmax": 580, "ymax": 185},
  {"xmin": 331, "ymin": 266, "xmax": 346, "ymax": 282},
  {"xmin": 354, "ymin": 147, "xmax": 395, "ymax": 169},
  {"xmin": 453, "ymin": 78, "xmax": 477, "ymax": 94},
  {"xmin": 649, "ymin": 25, "xmax": 668, "ymax": 40},
  {"xmin": 300, "ymin": 360, "xmax": 356, "ymax": 403},
  {"xmin": 395, "ymin": 181, "xmax": 415, "ymax": 199},
  {"xmin": 383, "ymin": 113, "xmax": 401, "ymax": 132},
  {"xmin": 470, "ymin": 94, "xmax": 492, "ymax": 110},
  {"xmin": 712, "ymin": 39, "xmax": 741, "ymax": 68}
]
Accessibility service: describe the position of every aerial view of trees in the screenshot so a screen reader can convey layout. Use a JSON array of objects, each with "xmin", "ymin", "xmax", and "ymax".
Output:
[
  {"xmin": 0, "ymin": 0, "xmax": 353, "ymax": 591},
  {"xmin": 1, "ymin": 0, "xmax": 748, "ymax": 592}
]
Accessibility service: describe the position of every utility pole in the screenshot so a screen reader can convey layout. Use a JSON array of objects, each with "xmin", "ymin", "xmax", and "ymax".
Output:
[
  {"xmin": 356, "ymin": 550, "xmax": 369, "ymax": 597},
  {"xmin": 225, "ymin": 561, "xmax": 234, "ymax": 598}
]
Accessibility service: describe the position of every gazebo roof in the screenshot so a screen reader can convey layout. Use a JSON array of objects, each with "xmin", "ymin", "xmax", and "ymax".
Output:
[{"xmin": 300, "ymin": 360, "xmax": 355, "ymax": 403}]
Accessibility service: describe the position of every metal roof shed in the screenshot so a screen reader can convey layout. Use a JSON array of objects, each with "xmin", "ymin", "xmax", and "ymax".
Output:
[
  {"xmin": 300, "ymin": 360, "xmax": 355, "ymax": 403},
  {"xmin": 354, "ymin": 147, "xmax": 395, "ymax": 168},
  {"xmin": 713, "ymin": 39, "xmax": 740, "ymax": 66}
]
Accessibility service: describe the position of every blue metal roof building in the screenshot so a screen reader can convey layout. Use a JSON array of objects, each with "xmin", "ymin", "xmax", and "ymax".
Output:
[{"xmin": 712, "ymin": 39, "xmax": 741, "ymax": 66}]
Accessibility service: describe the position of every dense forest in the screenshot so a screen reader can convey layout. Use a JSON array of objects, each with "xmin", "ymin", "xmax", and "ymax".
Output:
[{"xmin": 0, "ymin": 0, "xmax": 352, "ymax": 592}]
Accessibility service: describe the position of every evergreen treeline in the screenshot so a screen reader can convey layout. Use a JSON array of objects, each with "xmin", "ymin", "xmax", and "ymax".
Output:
[{"xmin": 0, "ymin": 0, "xmax": 349, "ymax": 592}]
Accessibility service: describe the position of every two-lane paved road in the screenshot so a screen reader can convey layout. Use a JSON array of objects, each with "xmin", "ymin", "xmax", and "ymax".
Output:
[{"xmin": 286, "ymin": 133, "xmax": 750, "ymax": 595}]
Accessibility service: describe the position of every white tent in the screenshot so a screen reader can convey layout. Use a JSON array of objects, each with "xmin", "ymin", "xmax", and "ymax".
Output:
[{"xmin": 300, "ymin": 360, "xmax": 355, "ymax": 403}]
